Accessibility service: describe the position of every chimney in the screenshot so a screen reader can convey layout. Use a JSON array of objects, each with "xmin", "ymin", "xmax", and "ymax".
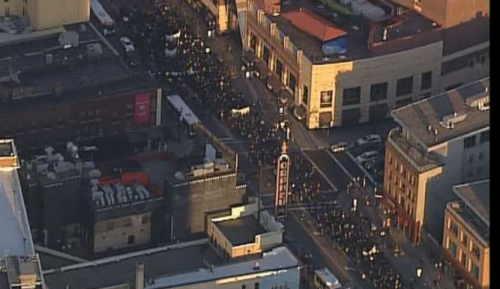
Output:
[{"xmin": 135, "ymin": 262, "xmax": 145, "ymax": 289}]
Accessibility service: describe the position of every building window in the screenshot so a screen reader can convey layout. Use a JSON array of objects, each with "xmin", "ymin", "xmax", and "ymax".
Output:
[
  {"xmin": 275, "ymin": 59, "xmax": 283, "ymax": 79},
  {"xmin": 254, "ymin": 283, "xmax": 260, "ymax": 289},
  {"xmin": 480, "ymin": 130, "xmax": 489, "ymax": 143},
  {"xmin": 125, "ymin": 120, "xmax": 132, "ymax": 131},
  {"xmin": 288, "ymin": 73, "xmax": 297, "ymax": 95},
  {"xmin": 421, "ymin": 71, "xmax": 432, "ymax": 90},
  {"xmin": 464, "ymin": 135, "xmax": 476, "ymax": 149},
  {"xmin": 468, "ymin": 155, "xmax": 474, "ymax": 164},
  {"xmin": 396, "ymin": 76, "xmax": 413, "ymax": 96},
  {"xmin": 320, "ymin": 90, "xmax": 333, "ymax": 108},
  {"xmin": 473, "ymin": 244, "xmax": 481, "ymax": 259},
  {"xmin": 450, "ymin": 241, "xmax": 457, "ymax": 257},
  {"xmin": 478, "ymin": 152, "xmax": 484, "ymax": 160},
  {"xmin": 124, "ymin": 218, "xmax": 132, "ymax": 227},
  {"xmin": 451, "ymin": 222, "xmax": 459, "ymax": 236},
  {"xmin": 481, "ymin": 55, "xmax": 486, "ymax": 65},
  {"xmin": 263, "ymin": 45, "xmax": 270, "ymax": 64},
  {"xmin": 460, "ymin": 251, "xmax": 467, "ymax": 268},
  {"xmin": 370, "ymin": 82, "xmax": 388, "ymax": 101},
  {"xmin": 107, "ymin": 222, "xmax": 114, "ymax": 231},
  {"xmin": 142, "ymin": 215, "xmax": 149, "ymax": 224},
  {"xmin": 302, "ymin": 85, "xmax": 309, "ymax": 105},
  {"xmin": 476, "ymin": 166, "xmax": 483, "ymax": 176},
  {"xmin": 128, "ymin": 235, "xmax": 135, "ymax": 244},
  {"xmin": 242, "ymin": 285, "xmax": 247, "ymax": 289},
  {"xmin": 472, "ymin": 265, "xmax": 480, "ymax": 280},
  {"xmin": 461, "ymin": 233, "xmax": 468, "ymax": 246},
  {"xmin": 395, "ymin": 97, "xmax": 412, "ymax": 108},
  {"xmin": 469, "ymin": 59, "xmax": 475, "ymax": 67},
  {"xmin": 343, "ymin": 87, "xmax": 361, "ymax": 105}
]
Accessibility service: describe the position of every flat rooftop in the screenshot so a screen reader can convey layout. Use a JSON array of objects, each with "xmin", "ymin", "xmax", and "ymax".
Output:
[
  {"xmin": 454, "ymin": 180, "xmax": 490, "ymax": 225},
  {"xmin": 216, "ymin": 215, "xmax": 267, "ymax": 246},
  {"xmin": 392, "ymin": 77, "xmax": 490, "ymax": 148},
  {"xmin": 0, "ymin": 22, "xmax": 156, "ymax": 115},
  {"xmin": 388, "ymin": 128, "xmax": 442, "ymax": 173},
  {"xmin": 146, "ymin": 246, "xmax": 299, "ymax": 289},
  {"xmin": 43, "ymin": 240, "xmax": 223, "ymax": 289},
  {"xmin": 257, "ymin": 0, "xmax": 439, "ymax": 63},
  {"xmin": 0, "ymin": 140, "xmax": 35, "ymax": 257}
]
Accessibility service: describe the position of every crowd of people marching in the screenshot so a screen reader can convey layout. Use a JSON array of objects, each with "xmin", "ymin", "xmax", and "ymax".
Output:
[{"xmin": 125, "ymin": 2, "xmax": 420, "ymax": 288}]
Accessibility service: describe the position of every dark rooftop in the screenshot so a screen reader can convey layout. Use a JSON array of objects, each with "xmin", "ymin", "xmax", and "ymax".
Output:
[
  {"xmin": 454, "ymin": 180, "xmax": 490, "ymax": 225},
  {"xmin": 0, "ymin": 142, "xmax": 14, "ymax": 157},
  {"xmin": 37, "ymin": 252, "xmax": 79, "ymax": 270},
  {"xmin": 0, "ymin": 22, "xmax": 156, "ymax": 115},
  {"xmin": 392, "ymin": 77, "xmax": 490, "ymax": 147},
  {"xmin": 43, "ymin": 240, "xmax": 223, "ymax": 289},
  {"xmin": 255, "ymin": 0, "xmax": 440, "ymax": 63},
  {"xmin": 0, "ymin": 73, "xmax": 155, "ymax": 115},
  {"xmin": 216, "ymin": 215, "xmax": 267, "ymax": 246}
]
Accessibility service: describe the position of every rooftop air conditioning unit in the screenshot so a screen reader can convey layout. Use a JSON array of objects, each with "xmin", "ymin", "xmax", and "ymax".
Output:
[{"xmin": 440, "ymin": 112, "xmax": 467, "ymax": 129}]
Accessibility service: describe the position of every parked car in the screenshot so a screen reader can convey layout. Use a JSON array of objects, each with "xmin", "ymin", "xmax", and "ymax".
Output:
[
  {"xmin": 120, "ymin": 37, "xmax": 135, "ymax": 52},
  {"xmin": 356, "ymin": 151, "xmax": 379, "ymax": 163},
  {"xmin": 357, "ymin": 134, "xmax": 382, "ymax": 146},
  {"xmin": 125, "ymin": 51, "xmax": 140, "ymax": 67},
  {"xmin": 331, "ymin": 142, "xmax": 351, "ymax": 153},
  {"xmin": 364, "ymin": 158, "xmax": 385, "ymax": 170}
]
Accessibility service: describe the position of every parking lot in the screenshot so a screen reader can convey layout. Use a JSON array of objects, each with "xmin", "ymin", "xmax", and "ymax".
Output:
[{"xmin": 329, "ymin": 134, "xmax": 386, "ymax": 186}]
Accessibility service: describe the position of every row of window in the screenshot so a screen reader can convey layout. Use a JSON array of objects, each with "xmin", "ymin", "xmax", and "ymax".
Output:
[
  {"xmin": 447, "ymin": 219, "xmax": 482, "ymax": 260},
  {"xmin": 241, "ymin": 283, "xmax": 260, "ymax": 289},
  {"xmin": 106, "ymin": 215, "xmax": 149, "ymax": 231},
  {"xmin": 464, "ymin": 130, "xmax": 489, "ymax": 149},
  {"xmin": 342, "ymin": 72, "xmax": 432, "ymax": 106},
  {"xmin": 448, "ymin": 240, "xmax": 481, "ymax": 281}
]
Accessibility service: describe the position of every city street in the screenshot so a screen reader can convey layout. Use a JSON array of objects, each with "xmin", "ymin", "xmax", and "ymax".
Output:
[{"xmin": 86, "ymin": 0, "xmax": 455, "ymax": 287}]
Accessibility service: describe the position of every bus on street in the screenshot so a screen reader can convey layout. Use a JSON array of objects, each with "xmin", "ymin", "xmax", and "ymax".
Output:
[{"xmin": 90, "ymin": 0, "xmax": 116, "ymax": 35}]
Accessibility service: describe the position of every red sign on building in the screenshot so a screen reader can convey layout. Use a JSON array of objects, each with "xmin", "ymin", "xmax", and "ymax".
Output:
[{"xmin": 134, "ymin": 93, "xmax": 151, "ymax": 124}]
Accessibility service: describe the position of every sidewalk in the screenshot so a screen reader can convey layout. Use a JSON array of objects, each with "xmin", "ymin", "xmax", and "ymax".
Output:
[{"xmin": 348, "ymin": 185, "xmax": 455, "ymax": 289}]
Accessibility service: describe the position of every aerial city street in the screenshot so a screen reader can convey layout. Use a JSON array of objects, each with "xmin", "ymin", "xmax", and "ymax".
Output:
[{"xmin": 0, "ymin": 0, "xmax": 490, "ymax": 288}]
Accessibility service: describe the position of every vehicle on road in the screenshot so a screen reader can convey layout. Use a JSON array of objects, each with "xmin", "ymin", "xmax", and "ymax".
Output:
[
  {"xmin": 356, "ymin": 151, "xmax": 379, "ymax": 163},
  {"xmin": 125, "ymin": 51, "xmax": 140, "ymax": 67},
  {"xmin": 330, "ymin": 142, "xmax": 351, "ymax": 153},
  {"xmin": 120, "ymin": 37, "xmax": 135, "ymax": 52},
  {"xmin": 364, "ymin": 158, "xmax": 384, "ymax": 170},
  {"xmin": 314, "ymin": 268, "xmax": 342, "ymax": 289},
  {"xmin": 357, "ymin": 134, "xmax": 382, "ymax": 146},
  {"xmin": 90, "ymin": 0, "xmax": 115, "ymax": 35}
]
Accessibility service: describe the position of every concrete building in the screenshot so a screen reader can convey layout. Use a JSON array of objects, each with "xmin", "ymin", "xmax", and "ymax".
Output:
[
  {"xmin": 382, "ymin": 78, "xmax": 490, "ymax": 244},
  {"xmin": 229, "ymin": 0, "xmax": 489, "ymax": 129},
  {"xmin": 17, "ymin": 142, "xmax": 170, "ymax": 255},
  {"xmin": 0, "ymin": 139, "xmax": 45, "ymax": 289},
  {"xmin": 19, "ymin": 147, "xmax": 86, "ymax": 250},
  {"xmin": 0, "ymin": 22, "xmax": 163, "ymax": 154},
  {"xmin": 42, "ymin": 239, "xmax": 301, "ymax": 289},
  {"xmin": 0, "ymin": 0, "xmax": 89, "ymax": 31},
  {"xmin": 389, "ymin": 0, "xmax": 489, "ymax": 29},
  {"xmin": 442, "ymin": 180, "xmax": 489, "ymax": 289},
  {"xmin": 208, "ymin": 203, "xmax": 284, "ymax": 260},
  {"xmin": 86, "ymin": 171, "xmax": 164, "ymax": 254},
  {"xmin": 165, "ymin": 143, "xmax": 246, "ymax": 240}
]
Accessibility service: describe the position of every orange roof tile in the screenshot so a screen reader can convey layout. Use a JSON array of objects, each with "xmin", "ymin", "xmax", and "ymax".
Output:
[{"xmin": 282, "ymin": 10, "xmax": 347, "ymax": 42}]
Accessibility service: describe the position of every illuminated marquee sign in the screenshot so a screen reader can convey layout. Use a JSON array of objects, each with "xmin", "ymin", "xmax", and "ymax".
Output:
[{"xmin": 275, "ymin": 153, "xmax": 290, "ymax": 219}]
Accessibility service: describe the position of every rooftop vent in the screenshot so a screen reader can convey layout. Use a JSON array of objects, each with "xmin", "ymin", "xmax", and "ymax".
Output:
[
  {"xmin": 466, "ymin": 89, "xmax": 489, "ymax": 111},
  {"xmin": 440, "ymin": 112, "xmax": 467, "ymax": 129}
]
